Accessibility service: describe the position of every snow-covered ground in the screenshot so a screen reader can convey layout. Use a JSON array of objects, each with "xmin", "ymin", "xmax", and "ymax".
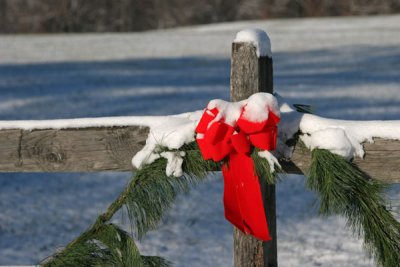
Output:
[{"xmin": 0, "ymin": 15, "xmax": 400, "ymax": 266}]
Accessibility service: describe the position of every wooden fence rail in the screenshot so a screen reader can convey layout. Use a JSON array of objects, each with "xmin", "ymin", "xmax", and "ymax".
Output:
[
  {"xmin": 0, "ymin": 126, "xmax": 148, "ymax": 172},
  {"xmin": 0, "ymin": 30, "xmax": 399, "ymax": 267},
  {"xmin": 1, "ymin": 127, "xmax": 399, "ymax": 183}
]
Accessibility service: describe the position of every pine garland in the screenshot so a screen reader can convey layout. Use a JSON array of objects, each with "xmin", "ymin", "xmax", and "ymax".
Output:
[
  {"xmin": 308, "ymin": 149, "xmax": 400, "ymax": 267},
  {"xmin": 41, "ymin": 131, "xmax": 400, "ymax": 267},
  {"xmin": 41, "ymin": 141, "xmax": 275, "ymax": 266},
  {"xmin": 42, "ymin": 142, "xmax": 218, "ymax": 267}
]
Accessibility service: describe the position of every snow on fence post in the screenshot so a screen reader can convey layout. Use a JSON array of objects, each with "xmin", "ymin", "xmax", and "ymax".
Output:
[{"xmin": 231, "ymin": 29, "xmax": 277, "ymax": 267}]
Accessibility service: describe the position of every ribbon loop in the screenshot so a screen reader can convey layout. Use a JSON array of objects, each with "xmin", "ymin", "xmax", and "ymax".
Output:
[{"xmin": 248, "ymin": 126, "xmax": 277, "ymax": 151}]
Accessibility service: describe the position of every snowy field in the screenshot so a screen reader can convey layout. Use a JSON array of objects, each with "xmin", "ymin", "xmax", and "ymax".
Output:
[{"xmin": 1, "ymin": 15, "xmax": 400, "ymax": 266}]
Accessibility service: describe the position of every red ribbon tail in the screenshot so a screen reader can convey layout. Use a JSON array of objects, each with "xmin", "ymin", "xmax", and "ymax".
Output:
[
  {"xmin": 223, "ymin": 153, "xmax": 272, "ymax": 241},
  {"xmin": 222, "ymin": 164, "xmax": 245, "ymax": 233}
]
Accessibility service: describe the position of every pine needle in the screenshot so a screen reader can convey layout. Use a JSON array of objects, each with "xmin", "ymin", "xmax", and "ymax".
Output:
[
  {"xmin": 141, "ymin": 256, "xmax": 172, "ymax": 267},
  {"xmin": 308, "ymin": 149, "xmax": 400, "ymax": 267},
  {"xmin": 44, "ymin": 223, "xmax": 146, "ymax": 267},
  {"xmin": 125, "ymin": 142, "xmax": 218, "ymax": 239},
  {"xmin": 42, "ymin": 240, "xmax": 110, "ymax": 267},
  {"xmin": 251, "ymin": 148, "xmax": 282, "ymax": 184}
]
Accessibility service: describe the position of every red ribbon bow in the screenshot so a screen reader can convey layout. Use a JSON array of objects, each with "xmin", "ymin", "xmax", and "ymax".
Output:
[{"xmin": 195, "ymin": 105, "xmax": 279, "ymax": 241}]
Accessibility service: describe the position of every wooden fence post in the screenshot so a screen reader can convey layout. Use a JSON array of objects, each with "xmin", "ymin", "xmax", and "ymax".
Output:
[{"xmin": 231, "ymin": 32, "xmax": 277, "ymax": 267}]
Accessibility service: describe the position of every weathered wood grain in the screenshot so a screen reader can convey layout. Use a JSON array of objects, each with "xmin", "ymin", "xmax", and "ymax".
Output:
[
  {"xmin": 348, "ymin": 139, "xmax": 400, "ymax": 183},
  {"xmin": 231, "ymin": 41, "xmax": 277, "ymax": 267},
  {"xmin": 0, "ymin": 126, "xmax": 399, "ymax": 184},
  {"xmin": 0, "ymin": 126, "xmax": 148, "ymax": 172},
  {"xmin": 280, "ymin": 139, "xmax": 400, "ymax": 183},
  {"xmin": 0, "ymin": 129, "xmax": 22, "ymax": 171}
]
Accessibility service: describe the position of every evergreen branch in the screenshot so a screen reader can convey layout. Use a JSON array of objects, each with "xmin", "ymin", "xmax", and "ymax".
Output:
[
  {"xmin": 42, "ymin": 171, "xmax": 145, "ymax": 266},
  {"xmin": 43, "ymin": 223, "xmax": 143, "ymax": 267},
  {"xmin": 141, "ymin": 256, "xmax": 172, "ymax": 267},
  {"xmin": 251, "ymin": 148, "xmax": 282, "ymax": 184},
  {"xmin": 308, "ymin": 149, "xmax": 400, "ymax": 267},
  {"xmin": 94, "ymin": 223, "xmax": 144, "ymax": 267},
  {"xmin": 42, "ymin": 141, "xmax": 216, "ymax": 267},
  {"xmin": 44, "ymin": 222, "xmax": 171, "ymax": 267},
  {"xmin": 125, "ymin": 142, "xmax": 219, "ymax": 239},
  {"xmin": 41, "ymin": 239, "xmax": 111, "ymax": 267}
]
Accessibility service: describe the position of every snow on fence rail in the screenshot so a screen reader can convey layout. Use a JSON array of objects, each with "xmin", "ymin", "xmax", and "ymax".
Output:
[{"xmin": 0, "ymin": 29, "xmax": 399, "ymax": 267}]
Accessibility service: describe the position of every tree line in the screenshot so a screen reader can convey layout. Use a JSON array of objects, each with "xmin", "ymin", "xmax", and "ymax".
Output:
[{"xmin": 0, "ymin": 0, "xmax": 399, "ymax": 33}]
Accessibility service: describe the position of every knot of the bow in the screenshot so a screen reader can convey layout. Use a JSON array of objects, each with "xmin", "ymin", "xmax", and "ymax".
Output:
[{"xmin": 195, "ymin": 106, "xmax": 280, "ymax": 161}]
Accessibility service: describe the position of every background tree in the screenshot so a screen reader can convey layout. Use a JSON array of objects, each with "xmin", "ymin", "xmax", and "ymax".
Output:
[{"xmin": 1, "ymin": 1, "xmax": 399, "ymax": 36}]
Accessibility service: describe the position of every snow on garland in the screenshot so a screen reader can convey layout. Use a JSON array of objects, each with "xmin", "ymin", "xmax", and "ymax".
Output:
[
  {"xmin": 276, "ymin": 94, "xmax": 400, "ymax": 160},
  {"xmin": 27, "ymin": 92, "xmax": 400, "ymax": 267}
]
